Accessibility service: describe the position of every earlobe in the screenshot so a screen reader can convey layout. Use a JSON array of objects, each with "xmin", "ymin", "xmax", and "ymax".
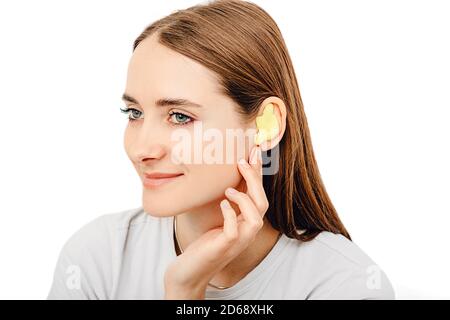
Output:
[{"xmin": 254, "ymin": 103, "xmax": 280, "ymax": 146}]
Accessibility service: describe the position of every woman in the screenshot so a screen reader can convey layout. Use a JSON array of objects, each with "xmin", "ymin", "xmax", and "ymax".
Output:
[{"xmin": 47, "ymin": 0, "xmax": 395, "ymax": 299}]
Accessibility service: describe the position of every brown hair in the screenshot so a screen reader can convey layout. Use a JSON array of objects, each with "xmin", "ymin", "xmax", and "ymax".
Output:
[{"xmin": 132, "ymin": 0, "xmax": 351, "ymax": 242}]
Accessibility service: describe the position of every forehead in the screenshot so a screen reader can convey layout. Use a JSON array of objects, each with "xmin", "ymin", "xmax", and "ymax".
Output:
[{"xmin": 126, "ymin": 34, "xmax": 222, "ymax": 104}]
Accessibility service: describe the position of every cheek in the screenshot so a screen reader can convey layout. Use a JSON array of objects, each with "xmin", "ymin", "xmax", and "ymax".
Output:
[
  {"xmin": 175, "ymin": 162, "xmax": 241, "ymax": 211},
  {"xmin": 140, "ymin": 120, "xmax": 249, "ymax": 216},
  {"xmin": 190, "ymin": 163, "xmax": 241, "ymax": 195},
  {"xmin": 142, "ymin": 163, "xmax": 241, "ymax": 217}
]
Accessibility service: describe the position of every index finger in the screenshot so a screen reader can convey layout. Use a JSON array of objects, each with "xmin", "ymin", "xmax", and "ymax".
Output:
[{"xmin": 237, "ymin": 146, "xmax": 269, "ymax": 216}]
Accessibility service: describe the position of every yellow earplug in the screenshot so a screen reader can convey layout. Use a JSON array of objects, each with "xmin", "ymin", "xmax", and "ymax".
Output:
[{"xmin": 254, "ymin": 103, "xmax": 279, "ymax": 145}]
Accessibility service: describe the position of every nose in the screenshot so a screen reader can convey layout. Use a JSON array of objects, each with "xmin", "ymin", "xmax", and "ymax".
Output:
[
  {"xmin": 137, "ymin": 146, "xmax": 165, "ymax": 164},
  {"xmin": 128, "ymin": 121, "xmax": 168, "ymax": 165}
]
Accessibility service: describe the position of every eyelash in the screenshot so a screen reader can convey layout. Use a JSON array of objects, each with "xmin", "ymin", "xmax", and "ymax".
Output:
[{"xmin": 119, "ymin": 107, "xmax": 194, "ymax": 126}]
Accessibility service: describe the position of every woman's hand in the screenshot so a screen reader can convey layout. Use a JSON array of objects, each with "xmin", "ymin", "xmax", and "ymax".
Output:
[{"xmin": 164, "ymin": 145, "xmax": 269, "ymax": 299}]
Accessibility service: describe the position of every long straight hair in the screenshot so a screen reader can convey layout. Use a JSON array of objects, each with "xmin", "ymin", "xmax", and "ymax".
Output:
[{"xmin": 132, "ymin": 0, "xmax": 351, "ymax": 242}]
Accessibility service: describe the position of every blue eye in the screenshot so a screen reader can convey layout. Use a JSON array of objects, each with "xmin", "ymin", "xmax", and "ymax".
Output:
[
  {"xmin": 120, "ymin": 107, "xmax": 142, "ymax": 121},
  {"xmin": 168, "ymin": 111, "xmax": 193, "ymax": 126},
  {"xmin": 120, "ymin": 107, "xmax": 194, "ymax": 126}
]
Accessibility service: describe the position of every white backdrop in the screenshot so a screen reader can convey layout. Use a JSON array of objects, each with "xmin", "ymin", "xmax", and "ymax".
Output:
[{"xmin": 0, "ymin": 0, "xmax": 448, "ymax": 299}]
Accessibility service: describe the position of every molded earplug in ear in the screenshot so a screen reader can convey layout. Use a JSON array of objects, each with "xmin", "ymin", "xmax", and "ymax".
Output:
[{"xmin": 254, "ymin": 103, "xmax": 279, "ymax": 145}]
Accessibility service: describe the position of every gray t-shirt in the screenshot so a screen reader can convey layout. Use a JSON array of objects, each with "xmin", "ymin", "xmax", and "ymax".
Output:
[{"xmin": 47, "ymin": 207, "xmax": 395, "ymax": 299}]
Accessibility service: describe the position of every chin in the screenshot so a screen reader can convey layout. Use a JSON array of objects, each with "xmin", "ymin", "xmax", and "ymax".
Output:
[
  {"xmin": 142, "ymin": 201, "xmax": 177, "ymax": 217},
  {"xmin": 140, "ymin": 187, "xmax": 173, "ymax": 215}
]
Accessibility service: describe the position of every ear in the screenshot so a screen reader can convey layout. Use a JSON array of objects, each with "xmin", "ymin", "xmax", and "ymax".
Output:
[{"xmin": 254, "ymin": 96, "xmax": 287, "ymax": 152}]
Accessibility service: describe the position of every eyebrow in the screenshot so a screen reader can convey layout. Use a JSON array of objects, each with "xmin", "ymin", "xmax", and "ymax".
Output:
[{"xmin": 121, "ymin": 93, "xmax": 202, "ymax": 108}]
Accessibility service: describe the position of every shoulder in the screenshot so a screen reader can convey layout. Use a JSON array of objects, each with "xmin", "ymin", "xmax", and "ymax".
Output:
[
  {"xmin": 313, "ymin": 231, "xmax": 378, "ymax": 267},
  {"xmin": 47, "ymin": 206, "xmax": 151, "ymax": 299},
  {"xmin": 285, "ymin": 231, "xmax": 395, "ymax": 299},
  {"xmin": 61, "ymin": 206, "xmax": 146, "ymax": 255}
]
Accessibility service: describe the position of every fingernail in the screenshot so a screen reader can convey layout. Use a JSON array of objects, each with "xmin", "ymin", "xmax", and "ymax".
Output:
[
  {"xmin": 220, "ymin": 199, "xmax": 231, "ymax": 209},
  {"xmin": 238, "ymin": 158, "xmax": 250, "ymax": 168},
  {"xmin": 226, "ymin": 187, "xmax": 238, "ymax": 195}
]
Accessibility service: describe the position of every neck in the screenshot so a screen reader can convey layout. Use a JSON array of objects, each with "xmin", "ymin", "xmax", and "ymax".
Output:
[{"xmin": 174, "ymin": 184, "xmax": 281, "ymax": 287}]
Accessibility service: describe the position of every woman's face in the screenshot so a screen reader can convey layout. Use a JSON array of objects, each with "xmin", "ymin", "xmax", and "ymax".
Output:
[{"xmin": 123, "ymin": 34, "xmax": 256, "ymax": 217}]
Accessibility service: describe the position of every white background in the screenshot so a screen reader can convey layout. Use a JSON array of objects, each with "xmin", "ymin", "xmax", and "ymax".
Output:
[{"xmin": 0, "ymin": 0, "xmax": 449, "ymax": 299}]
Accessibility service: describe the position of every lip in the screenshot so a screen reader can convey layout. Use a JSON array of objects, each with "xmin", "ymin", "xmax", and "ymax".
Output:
[{"xmin": 143, "ymin": 172, "xmax": 184, "ymax": 189}]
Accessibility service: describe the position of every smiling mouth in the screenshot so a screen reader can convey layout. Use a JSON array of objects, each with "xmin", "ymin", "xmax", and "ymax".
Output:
[{"xmin": 142, "ymin": 173, "xmax": 184, "ymax": 189}]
